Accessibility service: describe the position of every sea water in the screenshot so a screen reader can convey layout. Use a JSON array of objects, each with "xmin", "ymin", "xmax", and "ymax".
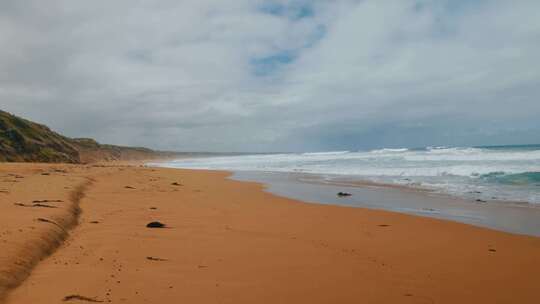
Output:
[{"xmin": 156, "ymin": 145, "xmax": 540, "ymax": 205}]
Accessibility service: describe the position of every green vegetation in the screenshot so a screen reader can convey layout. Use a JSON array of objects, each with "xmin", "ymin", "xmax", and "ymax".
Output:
[
  {"xmin": 0, "ymin": 110, "xmax": 173, "ymax": 163},
  {"xmin": 0, "ymin": 110, "xmax": 80, "ymax": 163}
]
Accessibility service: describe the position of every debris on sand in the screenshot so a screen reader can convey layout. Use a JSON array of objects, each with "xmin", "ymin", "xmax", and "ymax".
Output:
[
  {"xmin": 36, "ymin": 218, "xmax": 57, "ymax": 224},
  {"xmin": 33, "ymin": 199, "xmax": 64, "ymax": 203},
  {"xmin": 63, "ymin": 295, "xmax": 103, "ymax": 302},
  {"xmin": 125, "ymin": 186, "xmax": 136, "ymax": 189},
  {"xmin": 33, "ymin": 203, "xmax": 58, "ymax": 208},
  {"xmin": 146, "ymin": 221, "xmax": 166, "ymax": 228},
  {"xmin": 149, "ymin": 207, "xmax": 158, "ymax": 210},
  {"xmin": 36, "ymin": 218, "xmax": 66, "ymax": 231},
  {"xmin": 13, "ymin": 202, "xmax": 58, "ymax": 208},
  {"xmin": 146, "ymin": 256, "xmax": 168, "ymax": 261},
  {"xmin": 171, "ymin": 182, "xmax": 182, "ymax": 186},
  {"xmin": 337, "ymin": 192, "xmax": 352, "ymax": 197},
  {"xmin": 378, "ymin": 224, "xmax": 391, "ymax": 227}
]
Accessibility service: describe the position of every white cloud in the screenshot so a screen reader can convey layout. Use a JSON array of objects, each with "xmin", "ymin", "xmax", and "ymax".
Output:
[{"xmin": 1, "ymin": 0, "xmax": 539, "ymax": 151}]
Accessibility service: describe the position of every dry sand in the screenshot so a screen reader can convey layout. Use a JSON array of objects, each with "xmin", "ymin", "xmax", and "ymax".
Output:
[{"xmin": 1, "ymin": 163, "xmax": 539, "ymax": 303}]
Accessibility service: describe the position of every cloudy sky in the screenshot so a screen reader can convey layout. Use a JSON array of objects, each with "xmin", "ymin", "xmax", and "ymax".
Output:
[{"xmin": 1, "ymin": 0, "xmax": 539, "ymax": 152}]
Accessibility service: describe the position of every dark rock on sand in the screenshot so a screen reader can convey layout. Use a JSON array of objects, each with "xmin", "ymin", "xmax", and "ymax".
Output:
[
  {"xmin": 337, "ymin": 192, "xmax": 352, "ymax": 197},
  {"xmin": 146, "ymin": 221, "xmax": 166, "ymax": 228}
]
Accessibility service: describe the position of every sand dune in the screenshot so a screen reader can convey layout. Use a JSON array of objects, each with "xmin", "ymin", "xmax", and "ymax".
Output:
[{"xmin": 1, "ymin": 163, "xmax": 540, "ymax": 303}]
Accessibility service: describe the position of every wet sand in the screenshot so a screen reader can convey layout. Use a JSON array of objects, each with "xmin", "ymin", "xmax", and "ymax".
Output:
[
  {"xmin": 1, "ymin": 163, "xmax": 540, "ymax": 303},
  {"xmin": 232, "ymin": 171, "xmax": 540, "ymax": 236}
]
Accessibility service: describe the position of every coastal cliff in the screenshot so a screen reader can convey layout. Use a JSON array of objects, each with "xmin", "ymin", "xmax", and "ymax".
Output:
[{"xmin": 0, "ymin": 110, "xmax": 174, "ymax": 163}]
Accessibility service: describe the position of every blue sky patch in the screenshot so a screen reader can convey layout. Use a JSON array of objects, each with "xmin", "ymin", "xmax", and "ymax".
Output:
[
  {"xmin": 259, "ymin": 1, "xmax": 314, "ymax": 20},
  {"xmin": 250, "ymin": 50, "xmax": 297, "ymax": 76}
]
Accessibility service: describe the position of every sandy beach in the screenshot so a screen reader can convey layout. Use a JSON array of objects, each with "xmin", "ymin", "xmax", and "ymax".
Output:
[{"xmin": 1, "ymin": 163, "xmax": 540, "ymax": 304}]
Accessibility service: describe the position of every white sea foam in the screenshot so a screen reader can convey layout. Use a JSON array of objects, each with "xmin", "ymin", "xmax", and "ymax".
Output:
[
  {"xmin": 370, "ymin": 148, "xmax": 409, "ymax": 153},
  {"xmin": 302, "ymin": 151, "xmax": 350, "ymax": 156},
  {"xmin": 154, "ymin": 146, "xmax": 540, "ymax": 204}
]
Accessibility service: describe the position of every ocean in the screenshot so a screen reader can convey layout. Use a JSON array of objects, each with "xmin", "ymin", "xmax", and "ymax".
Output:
[{"xmin": 155, "ymin": 145, "xmax": 540, "ymax": 205}]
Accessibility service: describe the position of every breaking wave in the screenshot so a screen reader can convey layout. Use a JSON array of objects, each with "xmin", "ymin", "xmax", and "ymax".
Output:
[{"xmin": 155, "ymin": 145, "xmax": 540, "ymax": 204}]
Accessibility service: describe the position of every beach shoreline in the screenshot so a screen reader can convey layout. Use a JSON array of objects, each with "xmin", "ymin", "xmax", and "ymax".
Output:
[
  {"xmin": 229, "ymin": 170, "xmax": 540, "ymax": 236},
  {"xmin": 1, "ymin": 163, "xmax": 540, "ymax": 303},
  {"xmin": 153, "ymin": 146, "xmax": 540, "ymax": 205}
]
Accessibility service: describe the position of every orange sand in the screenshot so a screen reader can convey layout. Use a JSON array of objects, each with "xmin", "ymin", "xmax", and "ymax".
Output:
[{"xmin": 1, "ymin": 163, "xmax": 539, "ymax": 303}]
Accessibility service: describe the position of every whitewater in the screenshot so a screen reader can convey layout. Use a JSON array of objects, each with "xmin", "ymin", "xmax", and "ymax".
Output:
[{"xmin": 156, "ymin": 145, "xmax": 540, "ymax": 204}]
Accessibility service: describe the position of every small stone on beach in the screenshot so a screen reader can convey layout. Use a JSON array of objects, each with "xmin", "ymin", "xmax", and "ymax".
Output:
[{"xmin": 146, "ymin": 221, "xmax": 166, "ymax": 228}]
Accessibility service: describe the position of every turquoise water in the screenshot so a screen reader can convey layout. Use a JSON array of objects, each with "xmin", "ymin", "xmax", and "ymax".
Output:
[{"xmin": 480, "ymin": 171, "xmax": 540, "ymax": 186}]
